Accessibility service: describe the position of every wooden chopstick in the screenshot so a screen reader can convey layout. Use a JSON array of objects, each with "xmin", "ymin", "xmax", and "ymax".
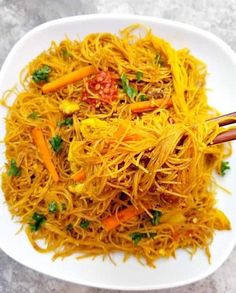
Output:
[
  {"xmin": 208, "ymin": 111, "xmax": 236, "ymax": 145},
  {"xmin": 208, "ymin": 111, "xmax": 236, "ymax": 126},
  {"xmin": 213, "ymin": 129, "xmax": 236, "ymax": 144}
]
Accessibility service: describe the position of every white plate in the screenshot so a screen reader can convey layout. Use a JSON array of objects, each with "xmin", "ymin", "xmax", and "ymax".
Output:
[{"xmin": 0, "ymin": 14, "xmax": 236, "ymax": 291}]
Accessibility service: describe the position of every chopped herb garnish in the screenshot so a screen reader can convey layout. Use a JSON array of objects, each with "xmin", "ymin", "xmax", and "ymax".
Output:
[
  {"xmin": 28, "ymin": 111, "xmax": 41, "ymax": 120},
  {"xmin": 32, "ymin": 65, "xmax": 51, "ymax": 83},
  {"xmin": 8, "ymin": 159, "xmax": 21, "ymax": 177},
  {"xmin": 136, "ymin": 71, "xmax": 143, "ymax": 82},
  {"xmin": 79, "ymin": 219, "xmax": 90, "ymax": 229},
  {"xmin": 140, "ymin": 94, "xmax": 147, "ymax": 101},
  {"xmin": 151, "ymin": 210, "xmax": 162, "ymax": 225},
  {"xmin": 61, "ymin": 203, "xmax": 67, "ymax": 211},
  {"xmin": 121, "ymin": 73, "xmax": 128, "ymax": 89},
  {"xmin": 130, "ymin": 232, "xmax": 157, "ymax": 245},
  {"xmin": 66, "ymin": 223, "xmax": 73, "ymax": 231},
  {"xmin": 154, "ymin": 53, "xmax": 164, "ymax": 66},
  {"xmin": 121, "ymin": 74, "xmax": 137, "ymax": 99},
  {"xmin": 48, "ymin": 201, "xmax": 59, "ymax": 213},
  {"xmin": 49, "ymin": 135, "xmax": 63, "ymax": 153},
  {"xmin": 130, "ymin": 232, "xmax": 143, "ymax": 245},
  {"xmin": 57, "ymin": 117, "xmax": 73, "ymax": 127},
  {"xmin": 126, "ymin": 86, "xmax": 137, "ymax": 99},
  {"xmin": 221, "ymin": 161, "xmax": 230, "ymax": 176},
  {"xmin": 29, "ymin": 212, "xmax": 46, "ymax": 232},
  {"xmin": 62, "ymin": 48, "xmax": 71, "ymax": 59}
]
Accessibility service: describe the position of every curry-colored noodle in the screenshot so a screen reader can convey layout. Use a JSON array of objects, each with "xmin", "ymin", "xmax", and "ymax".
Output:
[{"xmin": 1, "ymin": 25, "xmax": 235, "ymax": 266}]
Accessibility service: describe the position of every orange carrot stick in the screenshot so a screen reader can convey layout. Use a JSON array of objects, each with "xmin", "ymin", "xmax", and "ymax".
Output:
[
  {"xmin": 42, "ymin": 66, "xmax": 96, "ymax": 94},
  {"xmin": 102, "ymin": 206, "xmax": 144, "ymax": 231},
  {"xmin": 32, "ymin": 128, "xmax": 59, "ymax": 182},
  {"xmin": 130, "ymin": 99, "xmax": 173, "ymax": 113},
  {"xmin": 71, "ymin": 170, "xmax": 86, "ymax": 182}
]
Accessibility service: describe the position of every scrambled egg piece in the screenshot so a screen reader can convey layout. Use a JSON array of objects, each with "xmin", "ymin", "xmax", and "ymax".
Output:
[
  {"xmin": 68, "ymin": 141, "xmax": 84, "ymax": 172},
  {"xmin": 80, "ymin": 118, "xmax": 108, "ymax": 139},
  {"xmin": 213, "ymin": 209, "xmax": 231, "ymax": 230},
  {"xmin": 68, "ymin": 183, "xmax": 85, "ymax": 194},
  {"xmin": 59, "ymin": 100, "xmax": 80, "ymax": 114},
  {"xmin": 68, "ymin": 118, "xmax": 109, "ymax": 174},
  {"xmin": 160, "ymin": 211, "xmax": 186, "ymax": 224}
]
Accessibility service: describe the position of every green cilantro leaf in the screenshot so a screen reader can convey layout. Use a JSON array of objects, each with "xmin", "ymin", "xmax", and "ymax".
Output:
[
  {"xmin": 57, "ymin": 117, "xmax": 73, "ymax": 127},
  {"xmin": 121, "ymin": 73, "xmax": 129, "ymax": 88},
  {"xmin": 130, "ymin": 232, "xmax": 157, "ymax": 245},
  {"xmin": 136, "ymin": 71, "xmax": 143, "ymax": 82},
  {"xmin": 8, "ymin": 159, "xmax": 21, "ymax": 177},
  {"xmin": 28, "ymin": 112, "xmax": 41, "ymax": 120},
  {"xmin": 151, "ymin": 210, "xmax": 162, "ymax": 225},
  {"xmin": 140, "ymin": 94, "xmax": 147, "ymax": 101},
  {"xmin": 66, "ymin": 224, "xmax": 73, "ymax": 231},
  {"xmin": 79, "ymin": 219, "xmax": 90, "ymax": 229},
  {"xmin": 49, "ymin": 135, "xmax": 63, "ymax": 153},
  {"xmin": 48, "ymin": 201, "xmax": 59, "ymax": 213},
  {"xmin": 126, "ymin": 86, "xmax": 137, "ymax": 99},
  {"xmin": 130, "ymin": 232, "xmax": 143, "ymax": 245},
  {"xmin": 121, "ymin": 74, "xmax": 138, "ymax": 99},
  {"xmin": 61, "ymin": 48, "xmax": 71, "ymax": 59},
  {"xmin": 29, "ymin": 212, "xmax": 46, "ymax": 232},
  {"xmin": 32, "ymin": 65, "xmax": 51, "ymax": 83},
  {"xmin": 154, "ymin": 53, "xmax": 164, "ymax": 66},
  {"xmin": 61, "ymin": 203, "xmax": 67, "ymax": 211},
  {"xmin": 221, "ymin": 161, "xmax": 230, "ymax": 176}
]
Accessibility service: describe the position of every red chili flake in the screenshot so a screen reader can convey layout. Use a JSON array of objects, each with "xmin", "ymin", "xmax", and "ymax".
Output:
[
  {"xmin": 161, "ymin": 194, "xmax": 179, "ymax": 204},
  {"xmin": 173, "ymin": 233, "xmax": 179, "ymax": 241},
  {"xmin": 82, "ymin": 70, "xmax": 118, "ymax": 105},
  {"xmin": 186, "ymin": 230, "xmax": 193, "ymax": 238},
  {"xmin": 168, "ymin": 117, "xmax": 175, "ymax": 124}
]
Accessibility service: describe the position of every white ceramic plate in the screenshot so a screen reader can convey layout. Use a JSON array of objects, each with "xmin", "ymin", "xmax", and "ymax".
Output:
[{"xmin": 0, "ymin": 15, "xmax": 236, "ymax": 290}]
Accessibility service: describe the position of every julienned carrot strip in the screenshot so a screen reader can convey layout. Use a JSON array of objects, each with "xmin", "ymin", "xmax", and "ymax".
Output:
[
  {"xmin": 46, "ymin": 121, "xmax": 56, "ymax": 135},
  {"xmin": 71, "ymin": 170, "xmax": 86, "ymax": 182},
  {"xmin": 114, "ymin": 124, "xmax": 127, "ymax": 138},
  {"xmin": 130, "ymin": 99, "xmax": 173, "ymax": 113},
  {"xmin": 102, "ymin": 206, "xmax": 144, "ymax": 231},
  {"xmin": 42, "ymin": 66, "xmax": 96, "ymax": 94},
  {"xmin": 123, "ymin": 134, "xmax": 142, "ymax": 141},
  {"xmin": 114, "ymin": 124, "xmax": 142, "ymax": 141},
  {"xmin": 32, "ymin": 128, "xmax": 59, "ymax": 182}
]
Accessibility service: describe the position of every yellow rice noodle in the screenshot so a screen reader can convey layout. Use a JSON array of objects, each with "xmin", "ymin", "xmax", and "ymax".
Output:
[{"xmin": 1, "ymin": 25, "xmax": 234, "ymax": 267}]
